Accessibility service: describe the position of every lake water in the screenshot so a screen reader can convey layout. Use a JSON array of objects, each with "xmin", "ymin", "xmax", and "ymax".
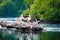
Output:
[
  {"xmin": 0, "ymin": 29, "xmax": 60, "ymax": 40},
  {"xmin": 0, "ymin": 18, "xmax": 60, "ymax": 40}
]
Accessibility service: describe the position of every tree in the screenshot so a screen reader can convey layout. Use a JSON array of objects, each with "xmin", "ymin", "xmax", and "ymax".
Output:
[{"xmin": 23, "ymin": 0, "xmax": 60, "ymax": 20}]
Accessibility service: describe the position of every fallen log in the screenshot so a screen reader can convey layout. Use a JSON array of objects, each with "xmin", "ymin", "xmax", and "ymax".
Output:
[{"xmin": 0, "ymin": 21, "xmax": 43, "ymax": 32}]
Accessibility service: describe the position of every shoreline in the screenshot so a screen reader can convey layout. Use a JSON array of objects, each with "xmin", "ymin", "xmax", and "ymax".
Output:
[{"xmin": 39, "ymin": 20, "xmax": 60, "ymax": 24}]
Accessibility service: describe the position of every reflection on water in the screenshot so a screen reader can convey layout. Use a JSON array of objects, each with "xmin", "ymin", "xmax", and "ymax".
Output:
[
  {"xmin": 0, "ymin": 29, "xmax": 60, "ymax": 40},
  {"xmin": 0, "ymin": 18, "xmax": 60, "ymax": 40},
  {"xmin": 0, "ymin": 29, "xmax": 41, "ymax": 40},
  {"xmin": 0, "ymin": 26, "xmax": 60, "ymax": 40}
]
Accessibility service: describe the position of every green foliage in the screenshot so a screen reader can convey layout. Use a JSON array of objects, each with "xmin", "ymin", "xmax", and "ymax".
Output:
[
  {"xmin": 0, "ymin": 0, "xmax": 11, "ymax": 7},
  {"xmin": 24, "ymin": 0, "xmax": 33, "ymax": 8},
  {"xmin": 23, "ymin": 0, "xmax": 60, "ymax": 20},
  {"xmin": 0, "ymin": 0, "xmax": 25, "ymax": 17},
  {"xmin": 0, "ymin": 0, "xmax": 60, "ymax": 20}
]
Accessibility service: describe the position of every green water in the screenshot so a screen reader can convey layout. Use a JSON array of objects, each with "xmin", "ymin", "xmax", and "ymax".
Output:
[
  {"xmin": 19, "ymin": 32, "xmax": 60, "ymax": 40},
  {"xmin": 40, "ymin": 32, "xmax": 60, "ymax": 40},
  {"xmin": 0, "ymin": 30, "xmax": 60, "ymax": 40}
]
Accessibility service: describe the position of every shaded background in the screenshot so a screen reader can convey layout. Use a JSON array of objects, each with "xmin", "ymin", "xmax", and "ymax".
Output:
[
  {"xmin": 0, "ymin": 0, "xmax": 60, "ymax": 20},
  {"xmin": 0, "ymin": 0, "xmax": 26, "ymax": 17}
]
